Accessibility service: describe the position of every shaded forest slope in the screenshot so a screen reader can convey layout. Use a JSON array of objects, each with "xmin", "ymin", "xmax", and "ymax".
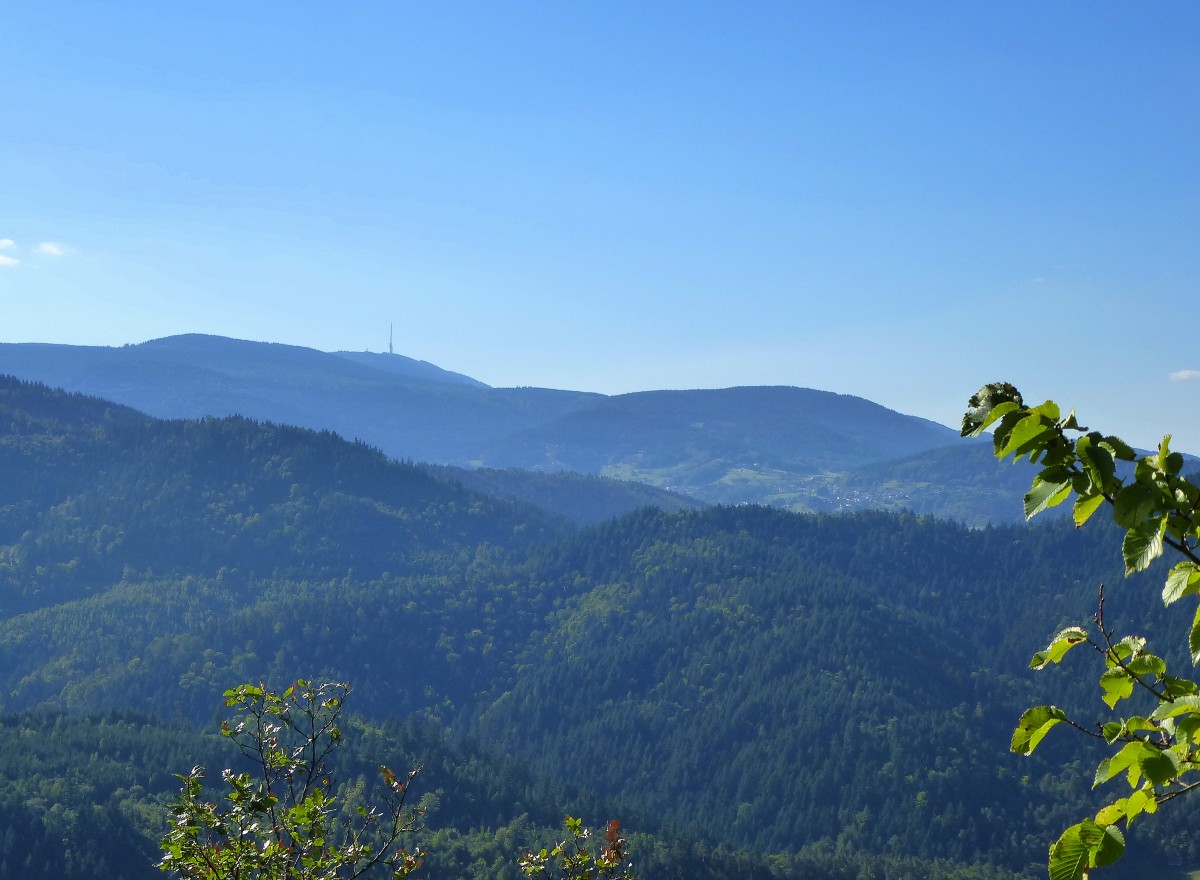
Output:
[{"xmin": 0, "ymin": 376, "xmax": 1193, "ymax": 879}]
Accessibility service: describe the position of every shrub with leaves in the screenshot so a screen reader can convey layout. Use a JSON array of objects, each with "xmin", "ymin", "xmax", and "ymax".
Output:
[
  {"xmin": 518, "ymin": 816, "xmax": 635, "ymax": 880},
  {"xmin": 158, "ymin": 680, "xmax": 425, "ymax": 880},
  {"xmin": 964, "ymin": 383, "xmax": 1200, "ymax": 880}
]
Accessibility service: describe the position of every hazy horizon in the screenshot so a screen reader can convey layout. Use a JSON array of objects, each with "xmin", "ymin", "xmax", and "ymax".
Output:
[{"xmin": 3, "ymin": 3, "xmax": 1198, "ymax": 451}]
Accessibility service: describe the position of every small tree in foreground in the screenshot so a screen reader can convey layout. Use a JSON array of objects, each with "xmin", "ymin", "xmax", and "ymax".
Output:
[
  {"xmin": 963, "ymin": 383, "xmax": 1200, "ymax": 880},
  {"xmin": 518, "ymin": 816, "xmax": 634, "ymax": 880},
  {"xmin": 159, "ymin": 680, "xmax": 425, "ymax": 880},
  {"xmin": 158, "ymin": 680, "xmax": 636, "ymax": 880}
]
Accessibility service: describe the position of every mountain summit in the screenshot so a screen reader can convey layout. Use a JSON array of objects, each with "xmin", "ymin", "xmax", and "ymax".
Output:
[{"xmin": 0, "ymin": 334, "xmax": 1001, "ymax": 514}]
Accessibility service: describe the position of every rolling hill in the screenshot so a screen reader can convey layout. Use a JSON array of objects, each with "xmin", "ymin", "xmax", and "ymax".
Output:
[
  {"xmin": 0, "ymin": 375, "xmax": 1194, "ymax": 879},
  {"xmin": 0, "ymin": 334, "xmax": 1037, "ymax": 520}
]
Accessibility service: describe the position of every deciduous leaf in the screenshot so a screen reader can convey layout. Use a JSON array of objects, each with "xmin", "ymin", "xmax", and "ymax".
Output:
[
  {"xmin": 1139, "ymin": 750, "xmax": 1179, "ymax": 787},
  {"xmin": 1049, "ymin": 820, "xmax": 1125, "ymax": 880},
  {"xmin": 1112, "ymin": 483, "xmax": 1157, "ymax": 529},
  {"xmin": 1048, "ymin": 823, "xmax": 1090, "ymax": 880},
  {"xmin": 1103, "ymin": 436, "xmax": 1136, "ymax": 461},
  {"xmin": 1093, "ymin": 800, "xmax": 1126, "ymax": 826},
  {"xmin": 1029, "ymin": 400, "xmax": 1062, "ymax": 422},
  {"xmin": 1025, "ymin": 473, "xmax": 1073, "ymax": 519},
  {"xmin": 1072, "ymin": 493, "xmax": 1106, "ymax": 528},
  {"xmin": 1093, "ymin": 742, "xmax": 1143, "ymax": 788},
  {"xmin": 1093, "ymin": 738, "xmax": 1179, "ymax": 791},
  {"xmin": 1161, "ymin": 674, "xmax": 1199, "ymax": 699},
  {"xmin": 1076, "ymin": 436, "xmax": 1116, "ymax": 488},
  {"xmin": 962, "ymin": 384, "xmax": 1022, "ymax": 437},
  {"xmin": 1124, "ymin": 788, "xmax": 1158, "ymax": 823},
  {"xmin": 1099, "ymin": 669, "xmax": 1134, "ymax": 710},
  {"xmin": 1190, "ymin": 605, "xmax": 1200, "ymax": 666},
  {"xmin": 1163, "ymin": 561, "xmax": 1200, "ymax": 606},
  {"xmin": 1012, "ymin": 705, "xmax": 1067, "ymax": 755},
  {"xmin": 1096, "ymin": 792, "xmax": 1156, "ymax": 827},
  {"xmin": 1088, "ymin": 823, "xmax": 1124, "ymax": 870},
  {"xmin": 1000, "ymin": 414, "xmax": 1056, "ymax": 461},
  {"xmin": 1107, "ymin": 636, "xmax": 1146, "ymax": 664},
  {"xmin": 1125, "ymin": 652, "xmax": 1166, "ymax": 679},
  {"xmin": 1030, "ymin": 627, "xmax": 1089, "ymax": 669},
  {"xmin": 1122, "ymin": 516, "xmax": 1166, "ymax": 574}
]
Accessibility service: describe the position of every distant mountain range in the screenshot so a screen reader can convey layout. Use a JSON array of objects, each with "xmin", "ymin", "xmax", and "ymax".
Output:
[{"xmin": 0, "ymin": 334, "xmax": 1038, "ymax": 523}]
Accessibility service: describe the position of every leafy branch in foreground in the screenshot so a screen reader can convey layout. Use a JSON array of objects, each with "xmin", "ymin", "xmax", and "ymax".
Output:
[
  {"xmin": 158, "ymin": 680, "xmax": 635, "ymax": 880},
  {"xmin": 518, "ymin": 816, "xmax": 636, "ymax": 880},
  {"xmin": 964, "ymin": 383, "xmax": 1200, "ymax": 880},
  {"xmin": 158, "ymin": 680, "xmax": 425, "ymax": 880}
]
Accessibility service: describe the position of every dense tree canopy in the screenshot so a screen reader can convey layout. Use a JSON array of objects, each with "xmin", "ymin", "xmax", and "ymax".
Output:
[{"xmin": 5, "ymin": 374, "xmax": 1200, "ymax": 879}]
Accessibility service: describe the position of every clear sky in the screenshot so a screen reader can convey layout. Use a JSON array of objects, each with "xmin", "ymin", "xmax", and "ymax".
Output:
[{"xmin": 2, "ymin": 3, "xmax": 1198, "ymax": 451}]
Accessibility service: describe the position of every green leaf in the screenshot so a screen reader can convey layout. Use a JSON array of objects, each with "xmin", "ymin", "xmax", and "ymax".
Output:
[
  {"xmin": 1000, "ymin": 414, "xmax": 1056, "ymax": 461},
  {"xmin": 1190, "ymin": 604, "xmax": 1200, "ymax": 666},
  {"xmin": 1030, "ymin": 627, "xmax": 1089, "ymax": 669},
  {"xmin": 1112, "ymin": 482, "xmax": 1157, "ymax": 529},
  {"xmin": 1049, "ymin": 819, "xmax": 1125, "ymax": 879},
  {"xmin": 1094, "ymin": 799, "xmax": 1126, "ymax": 826},
  {"xmin": 1012, "ymin": 705, "xmax": 1068, "ymax": 755},
  {"xmin": 1124, "ymin": 788, "xmax": 1158, "ymax": 823},
  {"xmin": 1072, "ymin": 493, "xmax": 1106, "ymax": 528},
  {"xmin": 1099, "ymin": 668, "xmax": 1134, "ymax": 709},
  {"xmin": 1089, "ymin": 823, "xmax": 1125, "ymax": 869},
  {"xmin": 1025, "ymin": 472, "xmax": 1074, "ymax": 519},
  {"xmin": 1030, "ymin": 400, "xmax": 1062, "ymax": 422},
  {"xmin": 1139, "ymin": 749, "xmax": 1179, "ymax": 786},
  {"xmin": 1122, "ymin": 715, "xmax": 1158, "ymax": 735},
  {"xmin": 1092, "ymin": 791, "xmax": 1156, "ymax": 830},
  {"xmin": 1166, "ymin": 453, "xmax": 1185, "ymax": 477},
  {"xmin": 1154, "ymin": 435, "xmax": 1174, "ymax": 469},
  {"xmin": 1108, "ymin": 636, "xmax": 1146, "ymax": 664},
  {"xmin": 1103, "ymin": 435, "xmax": 1137, "ymax": 461},
  {"xmin": 1161, "ymin": 674, "xmax": 1199, "ymax": 699},
  {"xmin": 1077, "ymin": 435, "xmax": 1117, "ymax": 489},
  {"xmin": 1122, "ymin": 516, "xmax": 1166, "ymax": 574},
  {"xmin": 1134, "ymin": 455, "xmax": 1165, "ymax": 484},
  {"xmin": 1048, "ymin": 823, "xmax": 1090, "ymax": 880},
  {"xmin": 1125, "ymin": 652, "xmax": 1166, "ymax": 679},
  {"xmin": 1093, "ymin": 742, "xmax": 1144, "ymax": 787},
  {"xmin": 962, "ymin": 383, "xmax": 1023, "ymax": 437},
  {"xmin": 1163, "ymin": 561, "xmax": 1200, "ymax": 606}
]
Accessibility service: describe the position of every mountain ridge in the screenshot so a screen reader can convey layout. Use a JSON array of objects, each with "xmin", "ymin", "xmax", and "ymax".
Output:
[
  {"xmin": 0, "ymin": 375, "xmax": 1190, "ymax": 879},
  {"xmin": 0, "ymin": 334, "xmax": 1033, "ymax": 521}
]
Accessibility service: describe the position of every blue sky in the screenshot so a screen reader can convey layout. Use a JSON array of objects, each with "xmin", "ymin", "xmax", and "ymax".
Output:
[{"xmin": 2, "ymin": 3, "xmax": 1198, "ymax": 451}]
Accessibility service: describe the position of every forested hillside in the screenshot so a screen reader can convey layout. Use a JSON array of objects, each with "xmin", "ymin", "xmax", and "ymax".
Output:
[
  {"xmin": 0, "ymin": 375, "xmax": 1195, "ymax": 879},
  {"xmin": 0, "ymin": 336, "xmax": 1047, "ymax": 520},
  {"xmin": 477, "ymin": 506, "xmax": 1200, "ymax": 868},
  {"xmin": 423, "ymin": 464, "xmax": 703, "ymax": 525}
]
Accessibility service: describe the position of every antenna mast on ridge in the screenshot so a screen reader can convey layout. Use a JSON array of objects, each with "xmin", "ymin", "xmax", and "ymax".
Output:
[{"xmin": 389, "ymin": 323, "xmax": 394, "ymax": 356}]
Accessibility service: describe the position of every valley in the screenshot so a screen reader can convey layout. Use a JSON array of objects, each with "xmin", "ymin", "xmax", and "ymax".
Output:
[{"xmin": 0, "ymin": 366, "xmax": 1192, "ymax": 879}]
